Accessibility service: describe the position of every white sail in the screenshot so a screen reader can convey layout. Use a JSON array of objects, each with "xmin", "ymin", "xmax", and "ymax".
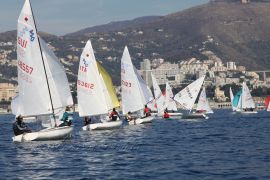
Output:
[
  {"xmin": 268, "ymin": 103, "xmax": 270, "ymax": 111},
  {"xmin": 241, "ymin": 82, "xmax": 255, "ymax": 109},
  {"xmin": 196, "ymin": 87, "xmax": 213, "ymax": 113},
  {"xmin": 17, "ymin": 0, "xmax": 55, "ymax": 116},
  {"xmin": 77, "ymin": 40, "xmax": 108, "ymax": 117},
  {"xmin": 165, "ymin": 82, "xmax": 177, "ymax": 111},
  {"xmin": 11, "ymin": 94, "xmax": 22, "ymax": 116},
  {"xmin": 229, "ymin": 87, "xmax": 236, "ymax": 111},
  {"xmin": 40, "ymin": 38, "xmax": 73, "ymax": 110},
  {"xmin": 134, "ymin": 67, "xmax": 153, "ymax": 105},
  {"xmin": 121, "ymin": 46, "xmax": 144, "ymax": 114},
  {"xmin": 151, "ymin": 73, "xmax": 165, "ymax": 113},
  {"xmin": 174, "ymin": 76, "xmax": 205, "ymax": 111}
]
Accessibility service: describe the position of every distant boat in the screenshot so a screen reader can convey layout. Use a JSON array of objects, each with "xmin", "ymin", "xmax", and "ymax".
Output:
[
  {"xmin": 12, "ymin": 0, "xmax": 73, "ymax": 142},
  {"xmin": 234, "ymin": 82, "xmax": 258, "ymax": 114},
  {"xmin": 174, "ymin": 76, "xmax": 208, "ymax": 119},
  {"xmin": 196, "ymin": 87, "xmax": 214, "ymax": 114},
  {"xmin": 121, "ymin": 46, "xmax": 154, "ymax": 124},
  {"xmin": 78, "ymin": 40, "xmax": 123, "ymax": 131},
  {"xmin": 264, "ymin": 96, "xmax": 270, "ymax": 111}
]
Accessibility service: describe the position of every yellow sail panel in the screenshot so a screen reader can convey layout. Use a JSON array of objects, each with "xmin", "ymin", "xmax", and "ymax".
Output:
[{"xmin": 97, "ymin": 62, "xmax": 120, "ymax": 108}]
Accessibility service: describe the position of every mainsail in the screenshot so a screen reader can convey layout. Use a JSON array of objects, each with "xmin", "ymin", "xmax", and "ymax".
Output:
[
  {"xmin": 265, "ymin": 96, "xmax": 270, "ymax": 111},
  {"xmin": 165, "ymin": 82, "xmax": 177, "ymax": 111},
  {"xmin": 151, "ymin": 73, "xmax": 165, "ymax": 113},
  {"xmin": 174, "ymin": 76, "xmax": 205, "ymax": 111},
  {"xmin": 241, "ymin": 82, "xmax": 255, "ymax": 109},
  {"xmin": 196, "ymin": 87, "xmax": 213, "ymax": 113},
  {"xmin": 121, "ymin": 46, "xmax": 146, "ymax": 115},
  {"xmin": 77, "ymin": 40, "xmax": 108, "ymax": 117},
  {"xmin": 15, "ymin": 0, "xmax": 73, "ymax": 117}
]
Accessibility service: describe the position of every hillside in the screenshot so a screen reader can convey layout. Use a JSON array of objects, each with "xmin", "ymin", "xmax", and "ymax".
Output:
[{"xmin": 1, "ymin": 1, "xmax": 270, "ymax": 85}]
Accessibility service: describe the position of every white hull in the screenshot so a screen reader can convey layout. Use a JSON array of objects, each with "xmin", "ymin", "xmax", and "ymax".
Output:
[
  {"xmin": 82, "ymin": 120, "xmax": 123, "ymax": 131},
  {"xmin": 128, "ymin": 116, "xmax": 154, "ymax": 125},
  {"xmin": 12, "ymin": 126, "xmax": 73, "ymax": 142},
  {"xmin": 240, "ymin": 111, "xmax": 258, "ymax": 114},
  {"xmin": 168, "ymin": 112, "xmax": 183, "ymax": 117},
  {"xmin": 182, "ymin": 113, "xmax": 208, "ymax": 119}
]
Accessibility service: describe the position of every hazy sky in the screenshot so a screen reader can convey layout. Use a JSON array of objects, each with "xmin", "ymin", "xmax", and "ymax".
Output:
[{"xmin": 0, "ymin": 0, "xmax": 209, "ymax": 35}]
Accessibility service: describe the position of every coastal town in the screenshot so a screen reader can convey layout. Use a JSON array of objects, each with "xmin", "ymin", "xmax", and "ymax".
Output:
[{"xmin": 0, "ymin": 35, "xmax": 269, "ymax": 112}]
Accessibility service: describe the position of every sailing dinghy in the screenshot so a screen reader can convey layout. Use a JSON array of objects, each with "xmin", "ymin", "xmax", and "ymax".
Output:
[
  {"xmin": 174, "ymin": 76, "xmax": 208, "ymax": 119},
  {"xmin": 12, "ymin": 0, "xmax": 74, "ymax": 142},
  {"xmin": 121, "ymin": 46, "xmax": 154, "ymax": 124},
  {"xmin": 238, "ymin": 82, "xmax": 258, "ymax": 114},
  {"xmin": 78, "ymin": 40, "xmax": 123, "ymax": 131}
]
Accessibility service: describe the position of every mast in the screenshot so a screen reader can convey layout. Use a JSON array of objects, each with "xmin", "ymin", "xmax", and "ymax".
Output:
[{"xmin": 28, "ymin": 0, "xmax": 56, "ymax": 126}]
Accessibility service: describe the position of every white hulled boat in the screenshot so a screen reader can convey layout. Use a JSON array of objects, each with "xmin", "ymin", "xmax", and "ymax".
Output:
[
  {"xmin": 78, "ymin": 40, "xmax": 123, "ymax": 131},
  {"xmin": 164, "ymin": 82, "xmax": 183, "ymax": 117},
  {"xmin": 238, "ymin": 82, "xmax": 258, "ymax": 114},
  {"xmin": 121, "ymin": 47, "xmax": 154, "ymax": 124},
  {"xmin": 12, "ymin": 0, "xmax": 74, "ymax": 142},
  {"xmin": 174, "ymin": 76, "xmax": 208, "ymax": 119}
]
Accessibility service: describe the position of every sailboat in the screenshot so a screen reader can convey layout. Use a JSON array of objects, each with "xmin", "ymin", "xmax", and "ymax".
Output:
[
  {"xmin": 238, "ymin": 82, "xmax": 258, "ymax": 114},
  {"xmin": 121, "ymin": 46, "xmax": 154, "ymax": 124},
  {"xmin": 12, "ymin": 0, "xmax": 74, "ymax": 142},
  {"xmin": 174, "ymin": 76, "xmax": 208, "ymax": 119},
  {"xmin": 196, "ymin": 87, "xmax": 214, "ymax": 114},
  {"xmin": 265, "ymin": 96, "xmax": 270, "ymax": 111},
  {"xmin": 78, "ymin": 40, "xmax": 123, "ymax": 131},
  {"xmin": 164, "ymin": 82, "xmax": 182, "ymax": 117}
]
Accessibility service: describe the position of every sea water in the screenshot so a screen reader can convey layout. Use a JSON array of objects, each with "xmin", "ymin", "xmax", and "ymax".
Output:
[{"xmin": 0, "ymin": 109, "xmax": 270, "ymax": 179}]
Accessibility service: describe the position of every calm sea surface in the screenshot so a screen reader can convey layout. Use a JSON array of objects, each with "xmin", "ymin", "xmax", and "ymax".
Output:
[{"xmin": 0, "ymin": 110, "xmax": 270, "ymax": 179}]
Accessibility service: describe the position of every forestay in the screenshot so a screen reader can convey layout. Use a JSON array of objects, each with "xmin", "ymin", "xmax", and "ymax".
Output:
[{"xmin": 174, "ymin": 75, "xmax": 205, "ymax": 111}]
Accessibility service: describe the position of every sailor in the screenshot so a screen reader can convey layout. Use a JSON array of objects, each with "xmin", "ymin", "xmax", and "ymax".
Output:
[
  {"xmin": 109, "ymin": 108, "xmax": 120, "ymax": 121},
  {"xmin": 163, "ymin": 108, "xmax": 170, "ymax": 119},
  {"xmin": 126, "ymin": 111, "xmax": 136, "ymax": 122},
  {"xmin": 84, "ymin": 116, "xmax": 91, "ymax": 126},
  {"xmin": 59, "ymin": 107, "xmax": 72, "ymax": 127},
  {"xmin": 144, "ymin": 105, "xmax": 151, "ymax": 117},
  {"xmin": 13, "ymin": 115, "xmax": 31, "ymax": 136}
]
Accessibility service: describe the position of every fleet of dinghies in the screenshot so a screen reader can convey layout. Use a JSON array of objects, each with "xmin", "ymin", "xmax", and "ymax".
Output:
[{"xmin": 10, "ymin": 0, "xmax": 270, "ymax": 142}]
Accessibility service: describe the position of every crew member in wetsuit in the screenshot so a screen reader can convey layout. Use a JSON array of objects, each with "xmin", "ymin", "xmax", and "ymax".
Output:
[
  {"xmin": 163, "ymin": 108, "xmax": 170, "ymax": 119},
  {"xmin": 144, "ymin": 105, "xmax": 151, "ymax": 117},
  {"xmin": 13, "ymin": 115, "xmax": 31, "ymax": 136},
  {"xmin": 109, "ymin": 108, "xmax": 120, "ymax": 121},
  {"xmin": 59, "ymin": 107, "xmax": 72, "ymax": 127},
  {"xmin": 84, "ymin": 116, "xmax": 91, "ymax": 126}
]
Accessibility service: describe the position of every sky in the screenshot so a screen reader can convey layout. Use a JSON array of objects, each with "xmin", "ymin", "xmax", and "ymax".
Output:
[{"xmin": 0, "ymin": 0, "xmax": 209, "ymax": 35}]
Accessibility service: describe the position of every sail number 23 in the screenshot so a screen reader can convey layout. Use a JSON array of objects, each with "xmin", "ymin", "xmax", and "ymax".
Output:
[{"xmin": 122, "ymin": 80, "xmax": 131, "ymax": 87}]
